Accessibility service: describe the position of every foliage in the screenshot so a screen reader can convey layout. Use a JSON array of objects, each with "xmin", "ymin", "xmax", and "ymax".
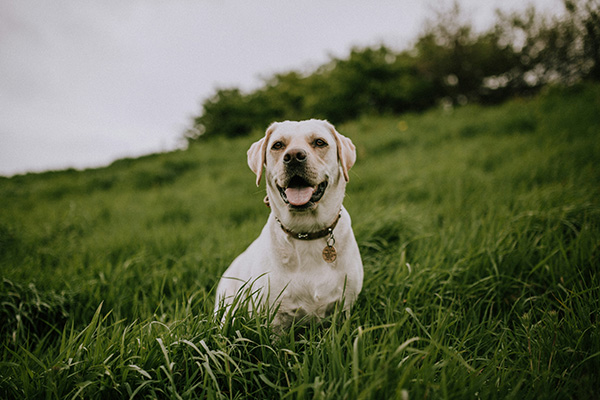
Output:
[
  {"xmin": 188, "ymin": 48, "xmax": 437, "ymax": 139},
  {"xmin": 187, "ymin": 0, "xmax": 600, "ymax": 141},
  {"xmin": 413, "ymin": 2, "xmax": 520, "ymax": 105},
  {"xmin": 489, "ymin": 0, "xmax": 600, "ymax": 91},
  {"xmin": 1, "ymin": 83, "xmax": 599, "ymax": 398}
]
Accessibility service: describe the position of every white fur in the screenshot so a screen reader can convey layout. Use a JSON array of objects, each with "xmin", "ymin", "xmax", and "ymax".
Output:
[{"xmin": 214, "ymin": 119, "xmax": 363, "ymax": 328}]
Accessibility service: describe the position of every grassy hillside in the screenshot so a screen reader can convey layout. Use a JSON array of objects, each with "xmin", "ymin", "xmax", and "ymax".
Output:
[{"xmin": 1, "ymin": 83, "xmax": 599, "ymax": 399}]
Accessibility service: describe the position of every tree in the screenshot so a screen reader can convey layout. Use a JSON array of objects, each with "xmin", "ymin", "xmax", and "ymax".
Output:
[{"xmin": 186, "ymin": 0, "xmax": 600, "ymax": 142}]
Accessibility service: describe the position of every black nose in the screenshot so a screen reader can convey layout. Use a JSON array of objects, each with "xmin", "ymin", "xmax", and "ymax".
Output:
[{"xmin": 283, "ymin": 148, "xmax": 307, "ymax": 164}]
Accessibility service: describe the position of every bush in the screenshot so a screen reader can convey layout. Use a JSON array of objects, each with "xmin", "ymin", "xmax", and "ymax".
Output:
[{"xmin": 187, "ymin": 0, "xmax": 600, "ymax": 141}]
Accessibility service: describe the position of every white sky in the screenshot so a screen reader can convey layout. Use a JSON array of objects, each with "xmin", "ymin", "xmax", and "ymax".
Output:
[{"xmin": 0, "ymin": 0, "xmax": 562, "ymax": 176}]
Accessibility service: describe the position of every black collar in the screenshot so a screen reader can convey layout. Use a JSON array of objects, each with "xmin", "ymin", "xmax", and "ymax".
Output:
[{"xmin": 275, "ymin": 212, "xmax": 341, "ymax": 240}]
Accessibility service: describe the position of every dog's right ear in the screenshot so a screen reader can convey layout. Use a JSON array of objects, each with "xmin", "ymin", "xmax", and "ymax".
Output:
[
  {"xmin": 324, "ymin": 121, "xmax": 356, "ymax": 182},
  {"xmin": 247, "ymin": 123, "xmax": 277, "ymax": 186}
]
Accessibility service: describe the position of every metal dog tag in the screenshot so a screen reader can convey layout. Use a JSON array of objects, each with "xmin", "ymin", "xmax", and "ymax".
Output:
[{"xmin": 322, "ymin": 245, "xmax": 337, "ymax": 263}]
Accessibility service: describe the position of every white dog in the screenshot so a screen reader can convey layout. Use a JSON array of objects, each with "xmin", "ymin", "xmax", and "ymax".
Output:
[{"xmin": 214, "ymin": 119, "xmax": 363, "ymax": 328}]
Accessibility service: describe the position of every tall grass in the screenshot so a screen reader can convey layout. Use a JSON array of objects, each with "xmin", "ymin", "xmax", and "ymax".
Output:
[{"xmin": 1, "ymin": 83, "xmax": 599, "ymax": 398}]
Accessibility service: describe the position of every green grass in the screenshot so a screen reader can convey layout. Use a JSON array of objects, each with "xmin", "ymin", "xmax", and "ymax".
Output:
[{"xmin": 1, "ymin": 83, "xmax": 599, "ymax": 399}]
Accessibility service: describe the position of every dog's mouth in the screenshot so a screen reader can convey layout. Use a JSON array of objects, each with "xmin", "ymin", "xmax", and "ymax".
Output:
[{"xmin": 277, "ymin": 176, "xmax": 328, "ymax": 210}]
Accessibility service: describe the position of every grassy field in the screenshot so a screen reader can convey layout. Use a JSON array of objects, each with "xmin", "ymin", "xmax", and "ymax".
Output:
[{"xmin": 1, "ymin": 83, "xmax": 599, "ymax": 399}]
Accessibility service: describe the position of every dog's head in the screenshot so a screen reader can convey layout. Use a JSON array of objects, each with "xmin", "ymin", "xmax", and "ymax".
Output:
[{"xmin": 247, "ymin": 119, "xmax": 356, "ymax": 229}]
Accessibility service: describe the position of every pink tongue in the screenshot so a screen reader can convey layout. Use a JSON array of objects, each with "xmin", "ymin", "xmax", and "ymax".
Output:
[{"xmin": 285, "ymin": 186, "xmax": 315, "ymax": 206}]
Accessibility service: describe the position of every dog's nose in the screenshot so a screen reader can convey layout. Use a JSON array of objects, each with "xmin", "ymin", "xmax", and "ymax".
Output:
[{"xmin": 283, "ymin": 148, "xmax": 307, "ymax": 165}]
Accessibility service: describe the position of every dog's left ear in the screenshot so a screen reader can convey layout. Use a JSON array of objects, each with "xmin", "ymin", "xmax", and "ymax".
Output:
[
  {"xmin": 247, "ymin": 122, "xmax": 277, "ymax": 186},
  {"xmin": 325, "ymin": 121, "xmax": 356, "ymax": 182}
]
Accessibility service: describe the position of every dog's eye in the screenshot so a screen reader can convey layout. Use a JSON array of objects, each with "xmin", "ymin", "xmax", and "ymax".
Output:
[
  {"xmin": 271, "ymin": 141, "xmax": 284, "ymax": 150},
  {"xmin": 314, "ymin": 139, "xmax": 328, "ymax": 148}
]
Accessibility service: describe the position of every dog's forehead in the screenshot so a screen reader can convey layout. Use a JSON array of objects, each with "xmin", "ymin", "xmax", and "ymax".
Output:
[{"xmin": 269, "ymin": 120, "xmax": 334, "ymax": 143}]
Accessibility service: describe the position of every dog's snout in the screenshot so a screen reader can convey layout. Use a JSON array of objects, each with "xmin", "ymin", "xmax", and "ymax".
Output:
[{"xmin": 283, "ymin": 148, "xmax": 307, "ymax": 165}]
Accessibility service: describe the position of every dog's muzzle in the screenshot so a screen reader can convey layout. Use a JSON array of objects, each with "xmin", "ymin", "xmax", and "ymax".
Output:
[{"xmin": 276, "ymin": 148, "xmax": 328, "ymax": 210}]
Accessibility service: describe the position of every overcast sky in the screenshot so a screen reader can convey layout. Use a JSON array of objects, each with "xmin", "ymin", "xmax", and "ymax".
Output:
[{"xmin": 0, "ymin": 0, "xmax": 562, "ymax": 176}]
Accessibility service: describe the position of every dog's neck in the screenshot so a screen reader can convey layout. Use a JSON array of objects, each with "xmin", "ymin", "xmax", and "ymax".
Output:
[{"xmin": 274, "ymin": 211, "xmax": 341, "ymax": 240}]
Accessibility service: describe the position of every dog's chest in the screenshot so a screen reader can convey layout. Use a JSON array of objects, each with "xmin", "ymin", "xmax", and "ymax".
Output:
[
  {"xmin": 274, "ymin": 240, "xmax": 347, "ymax": 317},
  {"xmin": 280, "ymin": 272, "xmax": 345, "ymax": 318}
]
